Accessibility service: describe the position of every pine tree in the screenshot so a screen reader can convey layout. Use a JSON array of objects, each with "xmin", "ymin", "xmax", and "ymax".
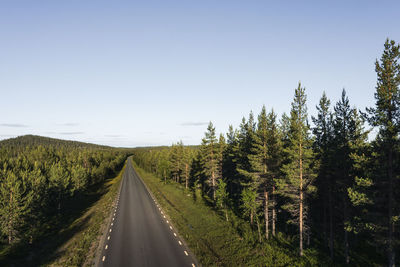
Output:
[
  {"xmin": 332, "ymin": 89, "xmax": 356, "ymax": 263},
  {"xmin": 170, "ymin": 141, "xmax": 184, "ymax": 183},
  {"xmin": 182, "ymin": 146, "xmax": 193, "ymax": 189},
  {"xmin": 223, "ymin": 125, "xmax": 240, "ymax": 202},
  {"xmin": 215, "ymin": 179, "xmax": 230, "ymax": 221},
  {"xmin": 347, "ymin": 109, "xmax": 373, "ymax": 236},
  {"xmin": 0, "ymin": 171, "xmax": 32, "ymax": 244},
  {"xmin": 366, "ymin": 39, "xmax": 400, "ymax": 266},
  {"xmin": 312, "ymin": 92, "xmax": 335, "ymax": 258},
  {"xmin": 237, "ymin": 112, "xmax": 261, "ymax": 232},
  {"xmin": 200, "ymin": 122, "xmax": 219, "ymax": 200},
  {"xmin": 265, "ymin": 109, "xmax": 283, "ymax": 238},
  {"xmin": 256, "ymin": 106, "xmax": 270, "ymax": 239},
  {"xmin": 277, "ymin": 83, "xmax": 316, "ymax": 256}
]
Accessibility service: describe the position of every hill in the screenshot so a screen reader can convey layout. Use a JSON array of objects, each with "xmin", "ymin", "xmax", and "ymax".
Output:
[{"xmin": 0, "ymin": 135, "xmax": 109, "ymax": 149}]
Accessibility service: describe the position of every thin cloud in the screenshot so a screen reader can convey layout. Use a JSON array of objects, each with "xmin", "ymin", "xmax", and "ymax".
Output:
[
  {"xmin": 59, "ymin": 132, "xmax": 84, "ymax": 135},
  {"xmin": 104, "ymin": 134, "xmax": 123, "ymax": 137},
  {"xmin": 180, "ymin": 122, "xmax": 208, "ymax": 126},
  {"xmin": 61, "ymin": 123, "xmax": 79, "ymax": 126},
  {"xmin": 0, "ymin": 134, "xmax": 15, "ymax": 137},
  {"xmin": 0, "ymin": 123, "xmax": 28, "ymax": 128}
]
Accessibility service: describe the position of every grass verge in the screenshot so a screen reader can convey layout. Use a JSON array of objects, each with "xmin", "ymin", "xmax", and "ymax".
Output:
[{"xmin": 133, "ymin": 162, "xmax": 331, "ymax": 267}]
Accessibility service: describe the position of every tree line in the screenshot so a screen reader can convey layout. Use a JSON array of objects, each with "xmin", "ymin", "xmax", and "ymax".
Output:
[
  {"xmin": 0, "ymin": 135, "xmax": 128, "ymax": 247},
  {"xmin": 133, "ymin": 39, "xmax": 399, "ymax": 266}
]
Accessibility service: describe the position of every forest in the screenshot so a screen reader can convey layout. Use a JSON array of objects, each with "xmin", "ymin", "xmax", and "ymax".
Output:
[
  {"xmin": 132, "ymin": 39, "xmax": 400, "ymax": 266},
  {"xmin": 0, "ymin": 135, "xmax": 129, "ymax": 262}
]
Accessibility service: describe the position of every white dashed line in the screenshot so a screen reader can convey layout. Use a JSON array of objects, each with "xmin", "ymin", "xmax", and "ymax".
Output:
[
  {"xmin": 166, "ymin": 220, "xmax": 169, "ymax": 223},
  {"xmin": 102, "ymin": 256, "xmax": 106, "ymax": 261},
  {"xmin": 169, "ymin": 226, "xmax": 172, "ymax": 230},
  {"xmin": 173, "ymin": 233, "xmax": 177, "ymax": 237},
  {"xmin": 161, "ymin": 211, "xmax": 163, "ymax": 214},
  {"xmin": 107, "ymin": 236, "xmax": 110, "ymax": 240},
  {"xmin": 192, "ymin": 264, "xmax": 196, "ymax": 267},
  {"xmin": 178, "ymin": 241, "xmax": 182, "ymax": 245},
  {"xmin": 184, "ymin": 251, "xmax": 188, "ymax": 256},
  {"xmin": 109, "ymin": 229, "xmax": 112, "ymax": 232},
  {"xmin": 163, "ymin": 215, "xmax": 166, "ymax": 218},
  {"xmin": 105, "ymin": 245, "xmax": 108, "ymax": 250},
  {"xmin": 111, "ymin": 223, "xmax": 113, "ymax": 226},
  {"xmin": 112, "ymin": 217, "xmax": 115, "ymax": 221}
]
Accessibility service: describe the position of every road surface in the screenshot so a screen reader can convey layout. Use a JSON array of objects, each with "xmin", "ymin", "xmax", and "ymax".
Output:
[{"xmin": 97, "ymin": 159, "xmax": 197, "ymax": 267}]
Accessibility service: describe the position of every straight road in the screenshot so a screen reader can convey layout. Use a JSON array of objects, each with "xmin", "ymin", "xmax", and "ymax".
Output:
[{"xmin": 97, "ymin": 159, "xmax": 197, "ymax": 267}]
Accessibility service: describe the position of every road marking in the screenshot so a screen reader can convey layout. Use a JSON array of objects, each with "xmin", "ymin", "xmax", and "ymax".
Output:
[
  {"xmin": 109, "ymin": 229, "xmax": 112, "ymax": 232},
  {"xmin": 169, "ymin": 226, "xmax": 172, "ymax": 230},
  {"xmin": 161, "ymin": 211, "xmax": 163, "ymax": 214},
  {"xmin": 184, "ymin": 251, "xmax": 188, "ymax": 256},
  {"xmin": 102, "ymin": 256, "xmax": 105, "ymax": 261},
  {"xmin": 174, "ymin": 233, "xmax": 177, "ymax": 237},
  {"xmin": 105, "ymin": 245, "xmax": 108, "ymax": 249},
  {"xmin": 178, "ymin": 241, "xmax": 182, "ymax": 245},
  {"xmin": 111, "ymin": 223, "xmax": 113, "ymax": 226},
  {"xmin": 192, "ymin": 264, "xmax": 196, "ymax": 267},
  {"xmin": 163, "ymin": 215, "xmax": 166, "ymax": 218},
  {"xmin": 166, "ymin": 220, "xmax": 169, "ymax": 223},
  {"xmin": 112, "ymin": 217, "xmax": 114, "ymax": 221},
  {"xmin": 107, "ymin": 236, "xmax": 110, "ymax": 240}
]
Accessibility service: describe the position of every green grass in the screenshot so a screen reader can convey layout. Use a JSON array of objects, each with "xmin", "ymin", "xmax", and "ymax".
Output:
[
  {"xmin": 134, "ymin": 162, "xmax": 332, "ymax": 267},
  {"xmin": 0, "ymin": 160, "xmax": 126, "ymax": 267}
]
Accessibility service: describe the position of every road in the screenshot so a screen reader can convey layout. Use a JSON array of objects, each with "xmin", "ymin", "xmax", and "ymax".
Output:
[{"xmin": 97, "ymin": 159, "xmax": 197, "ymax": 267}]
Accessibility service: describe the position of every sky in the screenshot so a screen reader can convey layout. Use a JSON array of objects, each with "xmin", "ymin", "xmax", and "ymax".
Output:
[{"xmin": 1, "ymin": 0, "xmax": 399, "ymax": 147}]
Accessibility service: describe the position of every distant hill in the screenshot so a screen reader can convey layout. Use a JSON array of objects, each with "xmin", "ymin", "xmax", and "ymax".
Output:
[{"xmin": 0, "ymin": 135, "xmax": 109, "ymax": 149}]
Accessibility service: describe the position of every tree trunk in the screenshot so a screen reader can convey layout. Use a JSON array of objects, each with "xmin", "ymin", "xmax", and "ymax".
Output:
[
  {"xmin": 225, "ymin": 209, "xmax": 229, "ymax": 222},
  {"xmin": 250, "ymin": 210, "xmax": 253, "ymax": 225},
  {"xmin": 185, "ymin": 163, "xmax": 189, "ymax": 189},
  {"xmin": 344, "ymin": 200, "xmax": 349, "ymax": 264},
  {"xmin": 272, "ymin": 185, "xmax": 276, "ymax": 236},
  {"xmin": 256, "ymin": 217, "xmax": 262, "ymax": 243},
  {"xmin": 329, "ymin": 181, "xmax": 334, "ymax": 259},
  {"xmin": 388, "ymin": 145, "xmax": 395, "ymax": 267},
  {"xmin": 212, "ymin": 170, "xmax": 215, "ymax": 201},
  {"xmin": 264, "ymin": 189, "xmax": 269, "ymax": 239},
  {"xmin": 323, "ymin": 180, "xmax": 328, "ymax": 247},
  {"xmin": 8, "ymin": 189, "xmax": 13, "ymax": 244},
  {"xmin": 299, "ymin": 143, "xmax": 304, "ymax": 257}
]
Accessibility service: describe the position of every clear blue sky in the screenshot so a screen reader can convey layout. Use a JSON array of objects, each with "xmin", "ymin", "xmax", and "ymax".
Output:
[{"xmin": 1, "ymin": 0, "xmax": 399, "ymax": 147}]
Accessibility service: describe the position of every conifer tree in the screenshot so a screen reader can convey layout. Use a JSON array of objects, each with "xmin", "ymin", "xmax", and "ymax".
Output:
[
  {"xmin": 265, "ymin": 109, "xmax": 283, "ymax": 237},
  {"xmin": 366, "ymin": 39, "xmax": 400, "ymax": 266},
  {"xmin": 347, "ymin": 109, "xmax": 373, "ymax": 236},
  {"xmin": 237, "ymin": 112, "xmax": 261, "ymax": 230},
  {"xmin": 277, "ymin": 83, "xmax": 316, "ymax": 256},
  {"xmin": 170, "ymin": 141, "xmax": 184, "ymax": 183},
  {"xmin": 312, "ymin": 92, "xmax": 335, "ymax": 258},
  {"xmin": 215, "ymin": 179, "xmax": 230, "ymax": 221},
  {"xmin": 0, "ymin": 171, "xmax": 32, "ymax": 244},
  {"xmin": 200, "ymin": 122, "xmax": 219, "ymax": 200},
  {"xmin": 333, "ymin": 89, "xmax": 366, "ymax": 263},
  {"xmin": 223, "ymin": 125, "xmax": 240, "ymax": 200}
]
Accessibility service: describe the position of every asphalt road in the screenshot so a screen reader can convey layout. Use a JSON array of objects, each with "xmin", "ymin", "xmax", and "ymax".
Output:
[{"xmin": 97, "ymin": 159, "xmax": 196, "ymax": 267}]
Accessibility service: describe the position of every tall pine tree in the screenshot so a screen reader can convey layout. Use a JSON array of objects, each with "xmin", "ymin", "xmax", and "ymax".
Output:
[
  {"xmin": 366, "ymin": 39, "xmax": 400, "ymax": 266},
  {"xmin": 277, "ymin": 83, "xmax": 316, "ymax": 256}
]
